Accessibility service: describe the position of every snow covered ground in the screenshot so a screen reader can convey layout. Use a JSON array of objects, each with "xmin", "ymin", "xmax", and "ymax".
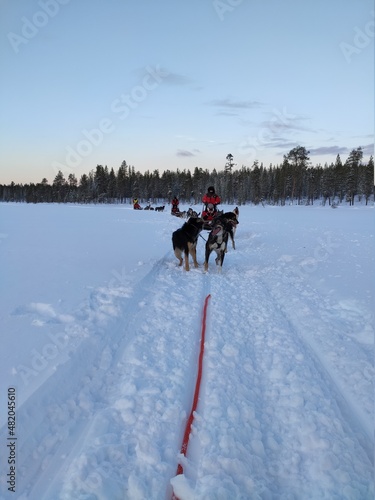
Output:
[{"xmin": 0, "ymin": 201, "xmax": 373, "ymax": 500}]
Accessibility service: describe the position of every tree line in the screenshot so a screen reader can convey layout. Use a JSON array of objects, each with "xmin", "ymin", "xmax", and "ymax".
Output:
[{"xmin": 0, "ymin": 146, "xmax": 373, "ymax": 206}]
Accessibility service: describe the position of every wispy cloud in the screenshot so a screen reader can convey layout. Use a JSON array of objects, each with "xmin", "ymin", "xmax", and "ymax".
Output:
[
  {"xmin": 208, "ymin": 98, "xmax": 264, "ymax": 109},
  {"xmin": 162, "ymin": 71, "xmax": 194, "ymax": 86},
  {"xmin": 216, "ymin": 111, "xmax": 240, "ymax": 117},
  {"xmin": 309, "ymin": 143, "xmax": 374, "ymax": 156},
  {"xmin": 259, "ymin": 114, "xmax": 312, "ymax": 134},
  {"xmin": 361, "ymin": 143, "xmax": 374, "ymax": 155},
  {"xmin": 309, "ymin": 146, "xmax": 350, "ymax": 156},
  {"xmin": 136, "ymin": 67, "xmax": 194, "ymax": 86},
  {"xmin": 177, "ymin": 149, "xmax": 198, "ymax": 157}
]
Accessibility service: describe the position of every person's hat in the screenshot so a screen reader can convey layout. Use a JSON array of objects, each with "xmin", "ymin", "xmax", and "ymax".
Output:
[
  {"xmin": 208, "ymin": 186, "xmax": 215, "ymax": 193},
  {"xmin": 207, "ymin": 203, "xmax": 214, "ymax": 211}
]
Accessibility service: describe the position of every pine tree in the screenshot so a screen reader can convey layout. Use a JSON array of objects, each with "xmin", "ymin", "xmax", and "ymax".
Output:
[
  {"xmin": 345, "ymin": 147, "xmax": 363, "ymax": 205},
  {"xmin": 284, "ymin": 146, "xmax": 310, "ymax": 204},
  {"xmin": 107, "ymin": 168, "xmax": 117, "ymax": 202},
  {"xmin": 117, "ymin": 162, "xmax": 128, "ymax": 203},
  {"xmin": 225, "ymin": 153, "xmax": 236, "ymax": 173},
  {"xmin": 53, "ymin": 170, "xmax": 67, "ymax": 202},
  {"xmin": 321, "ymin": 164, "xmax": 335, "ymax": 205},
  {"xmin": 363, "ymin": 156, "xmax": 374, "ymax": 205},
  {"xmin": 78, "ymin": 174, "xmax": 90, "ymax": 203},
  {"xmin": 333, "ymin": 154, "xmax": 345, "ymax": 202}
]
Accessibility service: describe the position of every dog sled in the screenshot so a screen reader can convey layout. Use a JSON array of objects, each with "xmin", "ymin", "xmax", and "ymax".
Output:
[{"xmin": 171, "ymin": 207, "xmax": 200, "ymax": 219}]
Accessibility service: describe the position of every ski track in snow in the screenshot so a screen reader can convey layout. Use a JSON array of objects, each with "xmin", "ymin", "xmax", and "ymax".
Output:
[
  {"xmin": 0, "ymin": 205, "xmax": 373, "ymax": 500},
  {"xmin": 188, "ymin": 249, "xmax": 373, "ymax": 499}
]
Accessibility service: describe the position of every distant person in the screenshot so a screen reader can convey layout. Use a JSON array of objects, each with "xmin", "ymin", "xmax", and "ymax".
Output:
[
  {"xmin": 171, "ymin": 196, "xmax": 180, "ymax": 215},
  {"xmin": 133, "ymin": 198, "xmax": 141, "ymax": 210},
  {"xmin": 202, "ymin": 186, "xmax": 221, "ymax": 221}
]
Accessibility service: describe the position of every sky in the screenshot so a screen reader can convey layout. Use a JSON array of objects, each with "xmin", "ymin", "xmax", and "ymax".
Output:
[{"xmin": 0, "ymin": 0, "xmax": 374, "ymax": 184}]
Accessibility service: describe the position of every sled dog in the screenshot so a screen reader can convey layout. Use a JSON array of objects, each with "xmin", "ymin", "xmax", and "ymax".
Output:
[
  {"xmin": 155, "ymin": 205, "xmax": 165, "ymax": 212},
  {"xmin": 172, "ymin": 217, "xmax": 204, "ymax": 271},
  {"xmin": 204, "ymin": 218, "xmax": 232, "ymax": 272},
  {"xmin": 187, "ymin": 208, "xmax": 199, "ymax": 218},
  {"xmin": 214, "ymin": 207, "xmax": 239, "ymax": 250}
]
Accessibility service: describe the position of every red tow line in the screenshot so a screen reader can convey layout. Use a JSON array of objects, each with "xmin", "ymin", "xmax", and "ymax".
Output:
[{"xmin": 172, "ymin": 294, "xmax": 211, "ymax": 498}]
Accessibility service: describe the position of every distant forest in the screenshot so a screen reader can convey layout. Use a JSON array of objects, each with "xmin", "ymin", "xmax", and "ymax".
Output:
[{"xmin": 1, "ymin": 146, "xmax": 374, "ymax": 206}]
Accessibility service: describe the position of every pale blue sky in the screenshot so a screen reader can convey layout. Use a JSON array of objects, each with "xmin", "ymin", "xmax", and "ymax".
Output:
[{"xmin": 0, "ymin": 0, "xmax": 373, "ymax": 184}]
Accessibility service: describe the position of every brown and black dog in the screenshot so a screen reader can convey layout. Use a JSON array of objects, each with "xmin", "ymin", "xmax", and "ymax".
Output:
[
  {"xmin": 214, "ymin": 207, "xmax": 239, "ymax": 250},
  {"xmin": 204, "ymin": 218, "xmax": 233, "ymax": 272},
  {"xmin": 172, "ymin": 217, "xmax": 204, "ymax": 271}
]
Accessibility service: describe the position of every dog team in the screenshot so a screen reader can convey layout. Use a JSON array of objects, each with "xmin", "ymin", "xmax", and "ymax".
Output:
[{"xmin": 172, "ymin": 186, "xmax": 239, "ymax": 272}]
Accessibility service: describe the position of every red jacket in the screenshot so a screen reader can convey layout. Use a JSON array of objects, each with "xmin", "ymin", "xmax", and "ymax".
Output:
[{"xmin": 202, "ymin": 193, "xmax": 221, "ymax": 207}]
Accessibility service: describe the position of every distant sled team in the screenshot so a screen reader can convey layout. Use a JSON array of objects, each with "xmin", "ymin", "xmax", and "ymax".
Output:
[{"xmin": 172, "ymin": 207, "xmax": 239, "ymax": 272}]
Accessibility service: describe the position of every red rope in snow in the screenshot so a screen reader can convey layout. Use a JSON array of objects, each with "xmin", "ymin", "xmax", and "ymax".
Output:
[{"xmin": 175, "ymin": 294, "xmax": 211, "ymax": 477}]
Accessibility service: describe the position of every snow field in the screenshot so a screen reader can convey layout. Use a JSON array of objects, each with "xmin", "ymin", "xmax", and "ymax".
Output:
[{"xmin": 0, "ymin": 202, "xmax": 373, "ymax": 499}]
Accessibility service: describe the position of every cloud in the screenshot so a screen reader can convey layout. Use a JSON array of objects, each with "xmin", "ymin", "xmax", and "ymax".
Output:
[
  {"xmin": 259, "ymin": 114, "xmax": 312, "ymax": 134},
  {"xmin": 216, "ymin": 111, "xmax": 239, "ymax": 117},
  {"xmin": 360, "ymin": 143, "xmax": 374, "ymax": 155},
  {"xmin": 136, "ymin": 67, "xmax": 193, "ymax": 86},
  {"xmin": 163, "ymin": 72, "xmax": 194, "ymax": 86},
  {"xmin": 177, "ymin": 149, "xmax": 197, "ymax": 157},
  {"xmin": 309, "ymin": 146, "xmax": 350, "ymax": 156},
  {"xmin": 208, "ymin": 98, "xmax": 263, "ymax": 109},
  {"xmin": 313, "ymin": 143, "xmax": 374, "ymax": 156}
]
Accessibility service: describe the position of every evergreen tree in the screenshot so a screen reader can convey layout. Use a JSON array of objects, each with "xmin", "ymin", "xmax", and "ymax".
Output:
[
  {"xmin": 107, "ymin": 168, "xmax": 117, "ymax": 202},
  {"xmin": 117, "ymin": 162, "xmax": 128, "ymax": 203},
  {"xmin": 53, "ymin": 170, "xmax": 67, "ymax": 202},
  {"xmin": 345, "ymin": 147, "xmax": 363, "ymax": 205},
  {"xmin": 225, "ymin": 153, "xmax": 236, "ymax": 173},
  {"xmin": 321, "ymin": 164, "xmax": 335, "ymax": 205},
  {"xmin": 284, "ymin": 146, "xmax": 310, "ymax": 204},
  {"xmin": 363, "ymin": 156, "xmax": 374, "ymax": 205},
  {"xmin": 1, "ymin": 146, "xmax": 373, "ymax": 206},
  {"xmin": 333, "ymin": 154, "xmax": 345, "ymax": 202},
  {"xmin": 79, "ymin": 174, "xmax": 90, "ymax": 203}
]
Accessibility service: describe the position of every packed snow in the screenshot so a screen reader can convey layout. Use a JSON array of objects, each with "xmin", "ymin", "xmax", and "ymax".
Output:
[{"xmin": 0, "ymin": 201, "xmax": 373, "ymax": 500}]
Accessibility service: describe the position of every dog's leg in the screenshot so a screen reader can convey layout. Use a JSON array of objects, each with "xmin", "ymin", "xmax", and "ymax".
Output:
[
  {"xmin": 174, "ymin": 248, "xmax": 183, "ymax": 267},
  {"xmin": 231, "ymin": 231, "xmax": 235, "ymax": 250},
  {"xmin": 214, "ymin": 240, "xmax": 227, "ymax": 271},
  {"xmin": 215, "ymin": 249, "xmax": 225, "ymax": 273},
  {"xmin": 189, "ymin": 242, "xmax": 199, "ymax": 268},
  {"xmin": 204, "ymin": 242, "xmax": 211, "ymax": 272},
  {"xmin": 184, "ymin": 248, "xmax": 190, "ymax": 271},
  {"xmin": 226, "ymin": 225, "xmax": 235, "ymax": 250},
  {"xmin": 220, "ymin": 249, "xmax": 225, "ymax": 267}
]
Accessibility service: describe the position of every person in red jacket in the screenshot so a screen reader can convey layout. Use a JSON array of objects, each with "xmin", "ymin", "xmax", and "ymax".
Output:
[
  {"xmin": 202, "ymin": 186, "xmax": 221, "ymax": 221},
  {"xmin": 171, "ymin": 195, "xmax": 180, "ymax": 215}
]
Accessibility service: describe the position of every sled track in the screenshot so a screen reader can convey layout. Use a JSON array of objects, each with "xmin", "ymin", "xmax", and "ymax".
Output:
[
  {"xmin": 1, "ymin": 240, "xmax": 373, "ymax": 498},
  {"xmin": 186, "ymin": 261, "xmax": 373, "ymax": 498},
  {"xmin": 261, "ymin": 274, "xmax": 374, "ymax": 465},
  {"xmin": 33, "ymin": 252, "xmax": 213, "ymax": 499},
  {"xmin": 0, "ymin": 252, "xmax": 200, "ymax": 499}
]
